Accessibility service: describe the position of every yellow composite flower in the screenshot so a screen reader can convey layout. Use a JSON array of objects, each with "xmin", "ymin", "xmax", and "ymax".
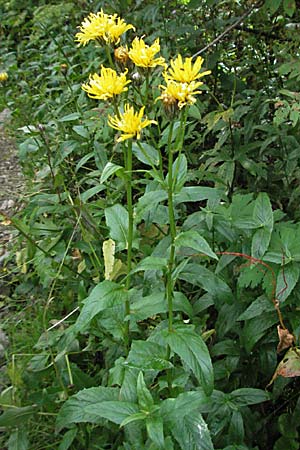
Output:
[
  {"xmin": 164, "ymin": 54, "xmax": 211, "ymax": 83},
  {"xmin": 0, "ymin": 72, "xmax": 8, "ymax": 82},
  {"xmin": 82, "ymin": 66, "xmax": 131, "ymax": 100},
  {"xmin": 75, "ymin": 10, "xmax": 135, "ymax": 46},
  {"xmin": 158, "ymin": 80, "xmax": 203, "ymax": 109},
  {"xmin": 128, "ymin": 37, "xmax": 165, "ymax": 68},
  {"xmin": 108, "ymin": 104, "xmax": 157, "ymax": 141}
]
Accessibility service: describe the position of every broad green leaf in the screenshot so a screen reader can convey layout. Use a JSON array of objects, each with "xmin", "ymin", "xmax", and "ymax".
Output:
[
  {"xmin": 252, "ymin": 193, "xmax": 273, "ymax": 258},
  {"xmin": 80, "ymin": 184, "xmax": 105, "ymax": 202},
  {"xmin": 168, "ymin": 154, "xmax": 187, "ymax": 193},
  {"xmin": 146, "ymin": 414, "xmax": 165, "ymax": 449},
  {"xmin": 105, "ymin": 204, "xmax": 138, "ymax": 251},
  {"xmin": 174, "ymin": 230, "xmax": 218, "ymax": 260},
  {"xmin": 100, "ymin": 162, "xmax": 124, "ymax": 183},
  {"xmin": 72, "ymin": 125, "xmax": 89, "ymax": 138},
  {"xmin": 58, "ymin": 428, "xmax": 77, "ymax": 450},
  {"xmin": 75, "ymin": 281, "xmax": 126, "ymax": 332},
  {"xmin": 161, "ymin": 390, "xmax": 213, "ymax": 420},
  {"xmin": 84, "ymin": 401, "xmax": 139, "ymax": 424},
  {"xmin": 132, "ymin": 142, "xmax": 160, "ymax": 166},
  {"xmin": 120, "ymin": 412, "xmax": 147, "ymax": 427},
  {"xmin": 130, "ymin": 291, "xmax": 193, "ymax": 321},
  {"xmin": 276, "ymin": 263, "xmax": 300, "ymax": 302},
  {"xmin": 228, "ymin": 410, "xmax": 244, "ymax": 444},
  {"xmin": 56, "ymin": 386, "xmax": 119, "ymax": 431},
  {"xmin": 135, "ymin": 190, "xmax": 168, "ymax": 221},
  {"xmin": 0, "ymin": 405, "xmax": 37, "ymax": 427},
  {"xmin": 126, "ymin": 340, "xmax": 173, "ymax": 371},
  {"xmin": 237, "ymin": 295, "xmax": 274, "ymax": 321},
  {"xmin": 229, "ymin": 388, "xmax": 271, "ymax": 406},
  {"xmin": 166, "ymin": 325, "xmax": 213, "ymax": 395},
  {"xmin": 174, "ymin": 186, "xmax": 224, "ymax": 204},
  {"xmin": 283, "ymin": 0, "xmax": 296, "ymax": 16},
  {"xmin": 7, "ymin": 428, "xmax": 29, "ymax": 450},
  {"xmin": 58, "ymin": 112, "xmax": 81, "ymax": 122},
  {"xmin": 131, "ymin": 257, "xmax": 168, "ymax": 273},
  {"xmin": 169, "ymin": 412, "xmax": 214, "ymax": 450},
  {"xmin": 241, "ymin": 312, "xmax": 278, "ymax": 353},
  {"xmin": 178, "ymin": 263, "xmax": 232, "ymax": 302},
  {"xmin": 137, "ymin": 372, "xmax": 154, "ymax": 411},
  {"xmin": 265, "ymin": 0, "xmax": 282, "ymax": 14}
]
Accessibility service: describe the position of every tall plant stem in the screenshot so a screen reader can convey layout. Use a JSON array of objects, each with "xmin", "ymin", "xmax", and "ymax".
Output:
[
  {"xmin": 166, "ymin": 121, "xmax": 176, "ymax": 333},
  {"xmin": 124, "ymin": 140, "xmax": 133, "ymax": 353}
]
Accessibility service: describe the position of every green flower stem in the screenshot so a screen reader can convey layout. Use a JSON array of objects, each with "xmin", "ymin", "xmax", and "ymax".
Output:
[
  {"xmin": 105, "ymin": 45, "xmax": 114, "ymax": 68},
  {"xmin": 124, "ymin": 139, "xmax": 133, "ymax": 353},
  {"xmin": 166, "ymin": 121, "xmax": 176, "ymax": 333}
]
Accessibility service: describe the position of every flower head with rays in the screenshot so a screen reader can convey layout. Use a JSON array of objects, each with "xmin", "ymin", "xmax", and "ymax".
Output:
[
  {"xmin": 164, "ymin": 54, "xmax": 211, "ymax": 83},
  {"xmin": 108, "ymin": 104, "xmax": 157, "ymax": 142},
  {"xmin": 158, "ymin": 80, "xmax": 203, "ymax": 109},
  {"xmin": 82, "ymin": 66, "xmax": 131, "ymax": 100},
  {"xmin": 75, "ymin": 10, "xmax": 135, "ymax": 46},
  {"xmin": 0, "ymin": 72, "xmax": 8, "ymax": 82},
  {"xmin": 128, "ymin": 37, "xmax": 165, "ymax": 68}
]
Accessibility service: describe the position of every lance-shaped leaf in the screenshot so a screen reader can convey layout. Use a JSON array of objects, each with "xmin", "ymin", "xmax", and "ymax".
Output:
[
  {"xmin": 251, "ymin": 192, "xmax": 273, "ymax": 258},
  {"xmin": 169, "ymin": 412, "xmax": 213, "ymax": 450},
  {"xmin": 75, "ymin": 281, "xmax": 126, "ymax": 332},
  {"xmin": 100, "ymin": 162, "xmax": 124, "ymax": 183},
  {"xmin": 126, "ymin": 340, "xmax": 173, "ymax": 371},
  {"xmin": 105, "ymin": 204, "xmax": 138, "ymax": 251},
  {"xmin": 166, "ymin": 325, "xmax": 213, "ymax": 395},
  {"xmin": 174, "ymin": 230, "xmax": 218, "ymax": 260}
]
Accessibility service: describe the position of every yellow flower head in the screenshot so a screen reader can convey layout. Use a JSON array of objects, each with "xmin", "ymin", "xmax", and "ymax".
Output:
[
  {"xmin": 82, "ymin": 66, "xmax": 131, "ymax": 100},
  {"xmin": 165, "ymin": 54, "xmax": 211, "ymax": 83},
  {"xmin": 128, "ymin": 37, "xmax": 165, "ymax": 68},
  {"xmin": 158, "ymin": 80, "xmax": 203, "ymax": 109},
  {"xmin": 75, "ymin": 10, "xmax": 135, "ymax": 46},
  {"xmin": 108, "ymin": 104, "xmax": 157, "ymax": 141},
  {"xmin": 0, "ymin": 72, "xmax": 8, "ymax": 82}
]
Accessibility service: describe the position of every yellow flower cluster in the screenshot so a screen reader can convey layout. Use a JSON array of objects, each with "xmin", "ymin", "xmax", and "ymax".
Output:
[
  {"xmin": 128, "ymin": 37, "xmax": 165, "ymax": 68},
  {"xmin": 75, "ymin": 10, "xmax": 135, "ymax": 46},
  {"xmin": 82, "ymin": 66, "xmax": 131, "ymax": 100},
  {"xmin": 159, "ymin": 55, "xmax": 211, "ymax": 109},
  {"xmin": 108, "ymin": 104, "xmax": 156, "ymax": 142},
  {"xmin": 0, "ymin": 72, "xmax": 8, "ymax": 82}
]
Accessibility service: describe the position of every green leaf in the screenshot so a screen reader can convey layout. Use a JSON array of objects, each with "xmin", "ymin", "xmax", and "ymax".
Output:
[
  {"xmin": 0, "ymin": 405, "xmax": 37, "ymax": 427},
  {"xmin": 161, "ymin": 390, "xmax": 213, "ymax": 420},
  {"xmin": 178, "ymin": 263, "xmax": 232, "ymax": 302},
  {"xmin": 166, "ymin": 325, "xmax": 214, "ymax": 395},
  {"xmin": 137, "ymin": 372, "xmax": 154, "ymax": 411},
  {"xmin": 283, "ymin": 0, "xmax": 296, "ymax": 16},
  {"xmin": 175, "ymin": 230, "xmax": 218, "ymax": 260},
  {"xmin": 72, "ymin": 125, "xmax": 89, "ymax": 138},
  {"xmin": 276, "ymin": 263, "xmax": 300, "ymax": 302},
  {"xmin": 100, "ymin": 162, "xmax": 124, "ymax": 183},
  {"xmin": 241, "ymin": 312, "xmax": 278, "ymax": 353},
  {"xmin": 229, "ymin": 388, "xmax": 270, "ymax": 406},
  {"xmin": 169, "ymin": 154, "xmax": 187, "ymax": 192},
  {"xmin": 75, "ymin": 281, "xmax": 126, "ymax": 332},
  {"xmin": 265, "ymin": 0, "xmax": 282, "ymax": 14},
  {"xmin": 146, "ymin": 414, "xmax": 165, "ymax": 449},
  {"xmin": 131, "ymin": 257, "xmax": 168, "ymax": 273},
  {"xmin": 237, "ymin": 295, "xmax": 274, "ymax": 321},
  {"xmin": 252, "ymin": 192, "xmax": 273, "ymax": 258},
  {"xmin": 84, "ymin": 401, "xmax": 139, "ymax": 424},
  {"xmin": 126, "ymin": 340, "xmax": 173, "ymax": 371},
  {"xmin": 105, "ymin": 204, "xmax": 138, "ymax": 251},
  {"xmin": 58, "ymin": 428, "xmax": 77, "ymax": 450},
  {"xmin": 132, "ymin": 142, "xmax": 160, "ymax": 166},
  {"xmin": 175, "ymin": 186, "xmax": 224, "ymax": 204},
  {"xmin": 130, "ymin": 291, "xmax": 193, "ymax": 321},
  {"xmin": 58, "ymin": 112, "xmax": 81, "ymax": 122},
  {"xmin": 169, "ymin": 412, "xmax": 214, "ymax": 450},
  {"xmin": 228, "ymin": 410, "xmax": 244, "ymax": 444},
  {"xmin": 135, "ymin": 190, "xmax": 168, "ymax": 221},
  {"xmin": 80, "ymin": 184, "xmax": 105, "ymax": 202},
  {"xmin": 7, "ymin": 428, "xmax": 29, "ymax": 450},
  {"xmin": 56, "ymin": 386, "xmax": 119, "ymax": 432}
]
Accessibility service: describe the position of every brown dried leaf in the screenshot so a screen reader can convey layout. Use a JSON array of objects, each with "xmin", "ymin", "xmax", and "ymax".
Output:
[{"xmin": 277, "ymin": 325, "xmax": 294, "ymax": 353}]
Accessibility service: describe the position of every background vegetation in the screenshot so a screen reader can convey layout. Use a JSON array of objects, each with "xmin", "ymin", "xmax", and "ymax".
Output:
[{"xmin": 1, "ymin": 0, "xmax": 300, "ymax": 449}]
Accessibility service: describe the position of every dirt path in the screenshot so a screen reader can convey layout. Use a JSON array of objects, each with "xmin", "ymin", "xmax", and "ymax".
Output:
[{"xmin": 0, "ymin": 109, "xmax": 24, "ymax": 261}]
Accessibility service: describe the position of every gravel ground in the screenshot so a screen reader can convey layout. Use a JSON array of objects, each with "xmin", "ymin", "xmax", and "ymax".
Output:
[{"xmin": 0, "ymin": 109, "xmax": 24, "ymax": 262}]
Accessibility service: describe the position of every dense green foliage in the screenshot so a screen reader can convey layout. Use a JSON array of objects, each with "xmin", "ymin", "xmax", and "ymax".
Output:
[{"xmin": 1, "ymin": 0, "xmax": 300, "ymax": 449}]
